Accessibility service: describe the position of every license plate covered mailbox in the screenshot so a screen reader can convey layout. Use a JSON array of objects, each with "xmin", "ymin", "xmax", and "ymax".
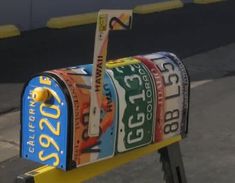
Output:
[{"xmin": 20, "ymin": 52, "xmax": 190, "ymax": 170}]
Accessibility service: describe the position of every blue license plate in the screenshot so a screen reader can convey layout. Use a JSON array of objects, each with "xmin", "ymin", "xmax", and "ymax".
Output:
[{"xmin": 21, "ymin": 75, "xmax": 69, "ymax": 170}]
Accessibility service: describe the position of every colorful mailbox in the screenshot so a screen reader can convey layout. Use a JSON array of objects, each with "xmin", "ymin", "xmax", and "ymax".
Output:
[{"xmin": 20, "ymin": 52, "xmax": 190, "ymax": 170}]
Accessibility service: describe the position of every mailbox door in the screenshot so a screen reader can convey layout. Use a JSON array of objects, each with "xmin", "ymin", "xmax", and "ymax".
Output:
[{"xmin": 21, "ymin": 75, "xmax": 72, "ymax": 170}]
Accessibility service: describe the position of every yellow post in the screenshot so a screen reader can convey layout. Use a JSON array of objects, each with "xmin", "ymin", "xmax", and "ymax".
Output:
[{"xmin": 17, "ymin": 136, "xmax": 182, "ymax": 183}]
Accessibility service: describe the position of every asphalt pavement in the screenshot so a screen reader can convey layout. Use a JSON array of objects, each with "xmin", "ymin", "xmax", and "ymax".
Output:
[{"xmin": 0, "ymin": 1, "xmax": 235, "ymax": 183}]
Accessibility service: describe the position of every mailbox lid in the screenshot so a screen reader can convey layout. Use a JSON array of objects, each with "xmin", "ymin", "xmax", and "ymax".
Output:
[{"xmin": 21, "ymin": 74, "xmax": 72, "ymax": 170}]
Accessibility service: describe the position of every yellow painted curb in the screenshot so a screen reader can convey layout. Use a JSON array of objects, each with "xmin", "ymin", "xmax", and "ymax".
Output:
[
  {"xmin": 193, "ymin": 0, "xmax": 224, "ymax": 4},
  {"xmin": 133, "ymin": 0, "xmax": 183, "ymax": 14},
  {"xmin": 0, "ymin": 25, "xmax": 20, "ymax": 39},
  {"xmin": 24, "ymin": 136, "xmax": 182, "ymax": 183},
  {"xmin": 47, "ymin": 12, "xmax": 97, "ymax": 29},
  {"xmin": 47, "ymin": 1, "xmax": 184, "ymax": 29}
]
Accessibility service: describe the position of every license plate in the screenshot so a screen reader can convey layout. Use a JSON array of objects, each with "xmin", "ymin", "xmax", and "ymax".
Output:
[
  {"xmin": 143, "ymin": 53, "xmax": 188, "ymax": 141},
  {"xmin": 21, "ymin": 75, "xmax": 69, "ymax": 170},
  {"xmin": 159, "ymin": 52, "xmax": 190, "ymax": 136},
  {"xmin": 107, "ymin": 59, "xmax": 155, "ymax": 152},
  {"xmin": 50, "ymin": 64, "xmax": 118, "ymax": 166},
  {"xmin": 135, "ymin": 55, "xmax": 165, "ymax": 143}
]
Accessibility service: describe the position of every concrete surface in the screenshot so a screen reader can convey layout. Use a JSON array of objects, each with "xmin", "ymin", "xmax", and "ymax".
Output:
[
  {"xmin": 0, "ymin": 111, "xmax": 20, "ymax": 162},
  {"xmin": 0, "ymin": 83, "xmax": 23, "ymax": 115}
]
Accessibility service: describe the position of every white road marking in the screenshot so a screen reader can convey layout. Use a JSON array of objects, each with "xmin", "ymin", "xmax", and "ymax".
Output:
[
  {"xmin": 191, "ymin": 80, "xmax": 213, "ymax": 89},
  {"xmin": 0, "ymin": 141, "xmax": 19, "ymax": 149}
]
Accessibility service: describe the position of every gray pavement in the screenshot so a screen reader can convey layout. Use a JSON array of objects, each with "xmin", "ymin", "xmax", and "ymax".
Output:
[
  {"xmin": 0, "ymin": 84, "xmax": 23, "ymax": 114},
  {"xmin": 1, "ymin": 43, "xmax": 235, "ymax": 182},
  {"xmin": 182, "ymin": 76, "xmax": 235, "ymax": 183},
  {"xmin": 0, "ymin": 112, "xmax": 20, "ymax": 162}
]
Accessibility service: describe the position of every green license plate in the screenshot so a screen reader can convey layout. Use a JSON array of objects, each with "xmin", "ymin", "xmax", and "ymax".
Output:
[{"xmin": 107, "ymin": 59, "xmax": 156, "ymax": 152}]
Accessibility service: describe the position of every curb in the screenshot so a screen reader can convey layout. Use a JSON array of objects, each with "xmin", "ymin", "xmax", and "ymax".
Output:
[
  {"xmin": 47, "ymin": 12, "xmax": 97, "ymax": 29},
  {"xmin": 47, "ymin": 0, "xmax": 184, "ymax": 29},
  {"xmin": 133, "ymin": 0, "xmax": 183, "ymax": 14},
  {"xmin": 193, "ymin": 0, "xmax": 224, "ymax": 4},
  {"xmin": 0, "ymin": 25, "xmax": 20, "ymax": 39}
]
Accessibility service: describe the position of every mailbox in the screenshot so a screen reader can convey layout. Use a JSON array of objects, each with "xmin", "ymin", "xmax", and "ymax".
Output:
[{"xmin": 20, "ymin": 52, "xmax": 189, "ymax": 171}]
